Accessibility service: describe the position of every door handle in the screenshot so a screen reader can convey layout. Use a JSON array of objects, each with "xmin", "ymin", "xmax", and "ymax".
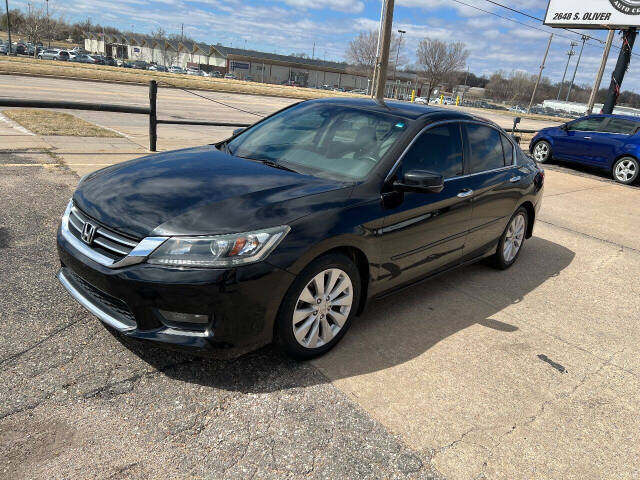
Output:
[
  {"xmin": 583, "ymin": 136, "xmax": 592, "ymax": 140},
  {"xmin": 457, "ymin": 189, "xmax": 474, "ymax": 198},
  {"xmin": 509, "ymin": 176, "xmax": 522, "ymax": 183}
]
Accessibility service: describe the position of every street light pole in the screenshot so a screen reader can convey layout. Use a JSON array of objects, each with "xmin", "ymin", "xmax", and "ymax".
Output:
[
  {"xmin": 4, "ymin": 0, "xmax": 12, "ymax": 55},
  {"xmin": 46, "ymin": 0, "xmax": 50, "ymax": 48},
  {"xmin": 557, "ymin": 41, "xmax": 577, "ymax": 100},
  {"xmin": 566, "ymin": 35, "xmax": 588, "ymax": 102},
  {"xmin": 393, "ymin": 29, "xmax": 406, "ymax": 81}
]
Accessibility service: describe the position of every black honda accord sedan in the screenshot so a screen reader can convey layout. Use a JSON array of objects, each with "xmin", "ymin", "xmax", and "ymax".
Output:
[{"xmin": 57, "ymin": 98, "xmax": 544, "ymax": 359}]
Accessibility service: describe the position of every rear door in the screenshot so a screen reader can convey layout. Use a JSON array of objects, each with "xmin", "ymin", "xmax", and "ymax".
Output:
[
  {"xmin": 462, "ymin": 123, "xmax": 523, "ymax": 259},
  {"xmin": 379, "ymin": 122, "xmax": 473, "ymax": 291},
  {"xmin": 589, "ymin": 117, "xmax": 640, "ymax": 166}
]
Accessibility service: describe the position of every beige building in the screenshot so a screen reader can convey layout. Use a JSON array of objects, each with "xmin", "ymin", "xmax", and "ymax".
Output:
[{"xmin": 84, "ymin": 32, "xmax": 427, "ymax": 96}]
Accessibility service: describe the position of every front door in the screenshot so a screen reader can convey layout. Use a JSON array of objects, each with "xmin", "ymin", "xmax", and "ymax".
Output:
[
  {"xmin": 379, "ymin": 122, "xmax": 473, "ymax": 291},
  {"xmin": 556, "ymin": 116, "xmax": 608, "ymax": 164}
]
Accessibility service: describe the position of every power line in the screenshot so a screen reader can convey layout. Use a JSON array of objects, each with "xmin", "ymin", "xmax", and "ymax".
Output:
[{"xmin": 171, "ymin": 86, "xmax": 265, "ymax": 117}]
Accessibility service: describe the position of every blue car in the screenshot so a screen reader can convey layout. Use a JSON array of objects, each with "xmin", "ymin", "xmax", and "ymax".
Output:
[{"xmin": 530, "ymin": 114, "xmax": 640, "ymax": 185}]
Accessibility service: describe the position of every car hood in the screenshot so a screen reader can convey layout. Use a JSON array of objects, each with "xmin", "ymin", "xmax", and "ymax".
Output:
[{"xmin": 73, "ymin": 145, "xmax": 353, "ymax": 239}]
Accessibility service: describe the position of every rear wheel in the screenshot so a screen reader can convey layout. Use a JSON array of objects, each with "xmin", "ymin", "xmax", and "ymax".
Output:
[
  {"xmin": 275, "ymin": 253, "xmax": 360, "ymax": 359},
  {"xmin": 492, "ymin": 207, "xmax": 528, "ymax": 270},
  {"xmin": 612, "ymin": 157, "xmax": 638, "ymax": 185},
  {"xmin": 532, "ymin": 140, "xmax": 551, "ymax": 163}
]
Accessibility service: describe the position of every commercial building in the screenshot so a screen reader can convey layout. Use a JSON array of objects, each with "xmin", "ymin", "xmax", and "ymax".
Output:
[
  {"xmin": 84, "ymin": 32, "xmax": 427, "ymax": 95},
  {"xmin": 542, "ymin": 99, "xmax": 640, "ymax": 117}
]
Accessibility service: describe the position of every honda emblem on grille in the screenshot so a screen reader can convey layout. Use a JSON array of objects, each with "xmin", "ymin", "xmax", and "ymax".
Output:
[{"xmin": 81, "ymin": 222, "xmax": 97, "ymax": 244}]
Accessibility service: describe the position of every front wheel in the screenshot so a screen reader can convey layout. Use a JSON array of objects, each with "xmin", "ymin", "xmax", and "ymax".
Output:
[
  {"xmin": 532, "ymin": 140, "xmax": 551, "ymax": 163},
  {"xmin": 612, "ymin": 157, "xmax": 639, "ymax": 185},
  {"xmin": 275, "ymin": 253, "xmax": 361, "ymax": 359},
  {"xmin": 491, "ymin": 207, "xmax": 528, "ymax": 270}
]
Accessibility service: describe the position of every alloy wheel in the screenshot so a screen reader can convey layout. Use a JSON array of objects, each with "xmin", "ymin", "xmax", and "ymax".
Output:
[
  {"xmin": 533, "ymin": 142, "xmax": 550, "ymax": 162},
  {"xmin": 614, "ymin": 159, "xmax": 637, "ymax": 183},
  {"xmin": 292, "ymin": 268, "xmax": 353, "ymax": 349},
  {"xmin": 503, "ymin": 213, "xmax": 526, "ymax": 263}
]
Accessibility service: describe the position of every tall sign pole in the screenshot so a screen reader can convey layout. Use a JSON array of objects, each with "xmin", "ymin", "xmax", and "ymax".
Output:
[
  {"xmin": 374, "ymin": 0, "xmax": 395, "ymax": 101},
  {"xmin": 603, "ymin": 28, "xmax": 637, "ymax": 114},
  {"xmin": 586, "ymin": 29, "xmax": 615, "ymax": 115},
  {"xmin": 528, "ymin": 33, "xmax": 553, "ymax": 113}
]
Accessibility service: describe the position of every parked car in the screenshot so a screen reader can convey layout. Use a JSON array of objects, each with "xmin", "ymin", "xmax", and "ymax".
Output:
[
  {"xmin": 0, "ymin": 43, "xmax": 8, "ymax": 55},
  {"xmin": 414, "ymin": 96, "xmax": 428, "ymax": 104},
  {"xmin": 56, "ymin": 98, "xmax": 544, "ymax": 359},
  {"xmin": 209, "ymin": 70, "xmax": 222, "ymax": 78},
  {"xmin": 38, "ymin": 49, "xmax": 70, "ymax": 61},
  {"xmin": 148, "ymin": 64, "xmax": 167, "ymax": 72},
  {"xmin": 432, "ymin": 96, "xmax": 455, "ymax": 105},
  {"xmin": 530, "ymin": 114, "xmax": 640, "ymax": 184},
  {"xmin": 168, "ymin": 65, "xmax": 185, "ymax": 73},
  {"xmin": 103, "ymin": 56, "xmax": 117, "ymax": 66},
  {"xmin": 14, "ymin": 43, "xmax": 28, "ymax": 55},
  {"xmin": 224, "ymin": 72, "xmax": 237, "ymax": 79},
  {"xmin": 70, "ymin": 54, "xmax": 101, "ymax": 64},
  {"xmin": 186, "ymin": 68, "xmax": 205, "ymax": 76},
  {"xmin": 509, "ymin": 105, "xmax": 527, "ymax": 114},
  {"xmin": 128, "ymin": 60, "xmax": 148, "ymax": 69}
]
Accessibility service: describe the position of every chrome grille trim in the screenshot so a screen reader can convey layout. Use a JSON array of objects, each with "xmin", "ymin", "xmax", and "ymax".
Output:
[{"xmin": 60, "ymin": 200, "xmax": 168, "ymax": 269}]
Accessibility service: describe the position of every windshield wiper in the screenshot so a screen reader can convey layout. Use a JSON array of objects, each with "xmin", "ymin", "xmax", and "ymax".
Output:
[{"xmin": 257, "ymin": 159, "xmax": 298, "ymax": 173}]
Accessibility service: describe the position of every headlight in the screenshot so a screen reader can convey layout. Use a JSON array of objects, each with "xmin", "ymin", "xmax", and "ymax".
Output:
[{"xmin": 147, "ymin": 225, "xmax": 290, "ymax": 267}]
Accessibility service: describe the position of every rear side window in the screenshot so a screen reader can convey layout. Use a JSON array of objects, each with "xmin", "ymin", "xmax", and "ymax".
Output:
[
  {"xmin": 466, "ymin": 124, "xmax": 505, "ymax": 173},
  {"xmin": 400, "ymin": 123, "xmax": 463, "ymax": 178},
  {"xmin": 568, "ymin": 117, "xmax": 607, "ymax": 132},
  {"xmin": 501, "ymin": 134, "xmax": 514, "ymax": 166},
  {"xmin": 602, "ymin": 118, "xmax": 638, "ymax": 135}
]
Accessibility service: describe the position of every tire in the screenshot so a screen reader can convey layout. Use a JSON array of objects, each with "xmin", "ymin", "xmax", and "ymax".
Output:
[
  {"xmin": 275, "ymin": 253, "xmax": 361, "ymax": 359},
  {"xmin": 612, "ymin": 156, "xmax": 639, "ymax": 185},
  {"xmin": 532, "ymin": 140, "xmax": 551, "ymax": 163},
  {"xmin": 37, "ymin": 55, "xmax": 42, "ymax": 59},
  {"xmin": 491, "ymin": 207, "xmax": 528, "ymax": 270}
]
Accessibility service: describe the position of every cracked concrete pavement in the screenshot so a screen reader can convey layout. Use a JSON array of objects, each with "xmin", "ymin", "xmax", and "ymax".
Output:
[{"xmin": 0, "ymin": 150, "xmax": 442, "ymax": 479}]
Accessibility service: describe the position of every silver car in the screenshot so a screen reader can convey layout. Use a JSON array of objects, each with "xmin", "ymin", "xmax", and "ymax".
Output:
[{"xmin": 38, "ymin": 49, "xmax": 69, "ymax": 61}]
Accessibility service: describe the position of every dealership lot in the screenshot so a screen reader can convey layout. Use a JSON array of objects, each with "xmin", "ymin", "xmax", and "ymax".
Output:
[{"xmin": 1, "ymin": 77, "xmax": 639, "ymax": 479}]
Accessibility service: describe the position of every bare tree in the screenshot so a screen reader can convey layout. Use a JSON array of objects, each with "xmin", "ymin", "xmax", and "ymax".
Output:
[
  {"xmin": 21, "ymin": 5, "xmax": 47, "ymax": 55},
  {"xmin": 416, "ymin": 38, "xmax": 469, "ymax": 101},
  {"xmin": 346, "ymin": 30, "xmax": 406, "ymax": 76}
]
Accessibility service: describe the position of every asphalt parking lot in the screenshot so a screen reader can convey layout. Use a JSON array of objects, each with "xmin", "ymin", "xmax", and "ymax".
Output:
[{"xmin": 1, "ymin": 79, "xmax": 640, "ymax": 479}]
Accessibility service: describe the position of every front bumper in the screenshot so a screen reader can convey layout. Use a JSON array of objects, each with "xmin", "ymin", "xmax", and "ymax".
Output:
[{"xmin": 57, "ymin": 227, "xmax": 296, "ymax": 356}]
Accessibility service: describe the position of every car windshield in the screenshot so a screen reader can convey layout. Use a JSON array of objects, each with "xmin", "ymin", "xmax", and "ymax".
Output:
[{"xmin": 226, "ymin": 103, "xmax": 408, "ymax": 180}]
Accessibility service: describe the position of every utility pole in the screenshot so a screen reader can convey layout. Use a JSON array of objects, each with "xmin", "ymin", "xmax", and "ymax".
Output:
[
  {"xmin": 603, "ymin": 28, "xmax": 637, "ymax": 114},
  {"xmin": 528, "ymin": 33, "xmax": 553, "ymax": 113},
  {"xmin": 5, "ymin": 0, "xmax": 12, "ymax": 55},
  {"xmin": 566, "ymin": 35, "xmax": 588, "ymax": 102},
  {"xmin": 393, "ymin": 29, "xmax": 406, "ymax": 81},
  {"xmin": 557, "ymin": 41, "xmax": 577, "ymax": 101},
  {"xmin": 373, "ymin": 0, "xmax": 395, "ymax": 101},
  {"xmin": 370, "ymin": 0, "xmax": 385, "ymax": 97},
  {"xmin": 312, "ymin": 42, "xmax": 315, "ymax": 59},
  {"xmin": 181, "ymin": 23, "xmax": 184, "ymax": 43},
  {"xmin": 587, "ymin": 29, "xmax": 614, "ymax": 115}
]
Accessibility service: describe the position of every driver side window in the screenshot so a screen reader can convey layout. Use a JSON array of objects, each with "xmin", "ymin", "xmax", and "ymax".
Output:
[
  {"xmin": 568, "ymin": 117, "xmax": 606, "ymax": 132},
  {"xmin": 400, "ymin": 123, "xmax": 463, "ymax": 179}
]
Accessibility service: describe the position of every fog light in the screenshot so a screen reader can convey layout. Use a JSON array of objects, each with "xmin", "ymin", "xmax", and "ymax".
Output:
[{"xmin": 158, "ymin": 310, "xmax": 211, "ymax": 331}]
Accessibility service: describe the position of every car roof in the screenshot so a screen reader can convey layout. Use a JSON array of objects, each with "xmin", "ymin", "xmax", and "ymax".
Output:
[
  {"xmin": 587, "ymin": 113, "xmax": 640, "ymax": 122},
  {"xmin": 305, "ymin": 97, "xmax": 493, "ymax": 124}
]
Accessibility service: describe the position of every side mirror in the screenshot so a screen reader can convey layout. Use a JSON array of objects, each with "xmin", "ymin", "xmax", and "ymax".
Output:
[
  {"xmin": 233, "ymin": 127, "xmax": 246, "ymax": 136},
  {"xmin": 560, "ymin": 123, "xmax": 569, "ymax": 131},
  {"xmin": 393, "ymin": 169, "xmax": 444, "ymax": 193}
]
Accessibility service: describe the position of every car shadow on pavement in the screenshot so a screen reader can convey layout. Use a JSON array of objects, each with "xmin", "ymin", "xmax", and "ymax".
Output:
[{"xmin": 112, "ymin": 236, "xmax": 574, "ymax": 391}]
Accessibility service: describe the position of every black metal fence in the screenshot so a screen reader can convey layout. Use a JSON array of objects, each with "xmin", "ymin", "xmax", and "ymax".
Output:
[
  {"xmin": 0, "ymin": 81, "xmax": 538, "ymax": 150},
  {"xmin": 0, "ymin": 81, "xmax": 252, "ymax": 152}
]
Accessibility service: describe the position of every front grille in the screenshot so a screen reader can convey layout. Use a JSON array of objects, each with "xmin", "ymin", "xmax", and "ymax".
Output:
[
  {"xmin": 64, "ymin": 268, "xmax": 136, "ymax": 325},
  {"xmin": 68, "ymin": 205, "xmax": 139, "ymax": 261}
]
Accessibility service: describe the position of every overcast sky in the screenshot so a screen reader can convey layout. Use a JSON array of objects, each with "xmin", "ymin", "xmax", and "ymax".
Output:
[{"xmin": 8, "ymin": 0, "xmax": 639, "ymax": 92}]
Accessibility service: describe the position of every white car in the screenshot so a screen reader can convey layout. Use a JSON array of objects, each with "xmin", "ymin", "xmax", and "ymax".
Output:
[
  {"xmin": 433, "ymin": 96, "xmax": 455, "ymax": 105},
  {"xmin": 186, "ymin": 69, "xmax": 205, "ymax": 76},
  {"xmin": 168, "ymin": 66, "xmax": 185, "ymax": 74},
  {"xmin": 414, "ymin": 96, "xmax": 428, "ymax": 104},
  {"xmin": 509, "ymin": 105, "xmax": 527, "ymax": 114}
]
